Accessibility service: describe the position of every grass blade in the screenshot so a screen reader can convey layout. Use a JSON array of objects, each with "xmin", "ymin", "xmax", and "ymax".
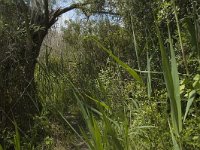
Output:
[
  {"xmin": 85, "ymin": 94, "xmax": 110, "ymax": 110},
  {"xmin": 58, "ymin": 111, "xmax": 85, "ymax": 142},
  {"xmin": 172, "ymin": 0, "xmax": 189, "ymax": 75},
  {"xmin": 183, "ymin": 90, "xmax": 196, "ymax": 122},
  {"xmin": 87, "ymin": 37, "xmax": 143, "ymax": 84},
  {"xmin": 14, "ymin": 123, "xmax": 20, "ymax": 150},
  {"xmin": 147, "ymin": 51, "xmax": 152, "ymax": 98}
]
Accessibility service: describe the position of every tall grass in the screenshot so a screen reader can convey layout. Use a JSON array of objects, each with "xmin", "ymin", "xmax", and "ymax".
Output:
[
  {"xmin": 156, "ymin": 17, "xmax": 182, "ymax": 149},
  {"xmin": 172, "ymin": 0, "xmax": 189, "ymax": 75},
  {"xmin": 130, "ymin": 15, "xmax": 141, "ymax": 72},
  {"xmin": 70, "ymin": 79, "xmax": 150, "ymax": 150},
  {"xmin": 87, "ymin": 37, "xmax": 143, "ymax": 84},
  {"xmin": 63, "ymin": 36, "xmax": 173, "ymax": 149}
]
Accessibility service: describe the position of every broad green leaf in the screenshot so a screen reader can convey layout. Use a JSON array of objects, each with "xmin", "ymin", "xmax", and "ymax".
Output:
[
  {"xmin": 168, "ymin": 22, "xmax": 182, "ymax": 132},
  {"xmin": 156, "ymin": 23, "xmax": 181, "ymax": 135}
]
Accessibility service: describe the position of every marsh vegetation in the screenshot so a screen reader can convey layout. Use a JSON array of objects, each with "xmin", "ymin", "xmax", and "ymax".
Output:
[{"xmin": 0, "ymin": 0, "xmax": 200, "ymax": 149}]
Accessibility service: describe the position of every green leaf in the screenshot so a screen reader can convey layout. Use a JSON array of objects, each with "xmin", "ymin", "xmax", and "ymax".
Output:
[
  {"xmin": 85, "ymin": 94, "xmax": 110, "ymax": 110},
  {"xmin": 155, "ymin": 20, "xmax": 182, "ymax": 135},
  {"xmin": 183, "ymin": 90, "xmax": 196, "ymax": 122},
  {"xmin": 87, "ymin": 37, "xmax": 143, "ymax": 84},
  {"xmin": 168, "ymin": 22, "xmax": 182, "ymax": 132},
  {"xmin": 14, "ymin": 122, "xmax": 20, "ymax": 150},
  {"xmin": 59, "ymin": 111, "xmax": 85, "ymax": 142},
  {"xmin": 147, "ymin": 51, "xmax": 152, "ymax": 98}
]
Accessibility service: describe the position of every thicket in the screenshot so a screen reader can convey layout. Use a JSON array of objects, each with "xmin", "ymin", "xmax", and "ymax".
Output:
[{"xmin": 0, "ymin": 0, "xmax": 200, "ymax": 149}]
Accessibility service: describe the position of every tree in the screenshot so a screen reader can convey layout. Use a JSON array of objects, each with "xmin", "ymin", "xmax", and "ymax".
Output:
[{"xmin": 0, "ymin": 0, "xmax": 117, "ymax": 132}]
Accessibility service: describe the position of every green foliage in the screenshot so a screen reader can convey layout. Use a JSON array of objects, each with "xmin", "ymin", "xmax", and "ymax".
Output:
[
  {"xmin": 1, "ymin": 0, "xmax": 200, "ymax": 149},
  {"xmin": 89, "ymin": 37, "xmax": 143, "ymax": 84},
  {"xmin": 181, "ymin": 74, "xmax": 200, "ymax": 122}
]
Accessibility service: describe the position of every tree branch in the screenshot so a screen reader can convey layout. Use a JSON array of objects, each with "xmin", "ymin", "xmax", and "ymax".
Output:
[
  {"xmin": 49, "ymin": 3, "xmax": 89, "ymax": 27},
  {"xmin": 57, "ymin": 3, "xmax": 89, "ymax": 17},
  {"xmin": 44, "ymin": 0, "xmax": 49, "ymax": 25},
  {"xmin": 48, "ymin": 2, "xmax": 119, "ymax": 28},
  {"xmin": 91, "ymin": 10, "xmax": 119, "ymax": 16}
]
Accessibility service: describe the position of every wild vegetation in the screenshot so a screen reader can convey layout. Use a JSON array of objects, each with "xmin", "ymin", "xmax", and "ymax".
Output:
[{"xmin": 0, "ymin": 0, "xmax": 200, "ymax": 149}]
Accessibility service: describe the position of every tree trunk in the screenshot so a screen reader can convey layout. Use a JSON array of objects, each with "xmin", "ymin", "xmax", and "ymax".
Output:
[{"xmin": 0, "ymin": 29, "xmax": 47, "ymax": 132}]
